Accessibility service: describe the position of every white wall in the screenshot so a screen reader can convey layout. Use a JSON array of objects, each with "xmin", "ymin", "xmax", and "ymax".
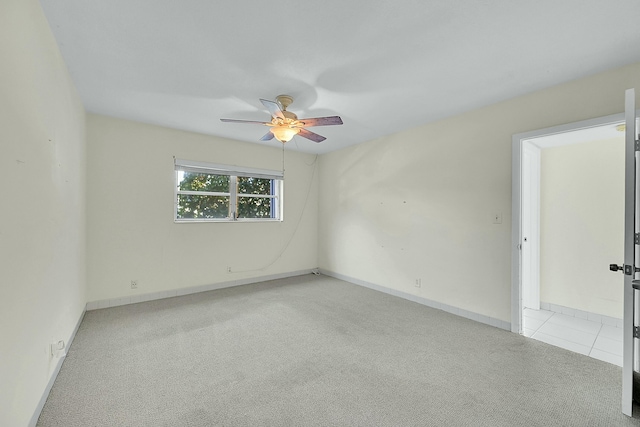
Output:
[
  {"xmin": 318, "ymin": 62, "xmax": 640, "ymax": 322},
  {"xmin": 86, "ymin": 114, "xmax": 318, "ymax": 302},
  {"xmin": 540, "ymin": 138, "xmax": 624, "ymax": 318},
  {"xmin": 0, "ymin": 0, "xmax": 86, "ymax": 425}
]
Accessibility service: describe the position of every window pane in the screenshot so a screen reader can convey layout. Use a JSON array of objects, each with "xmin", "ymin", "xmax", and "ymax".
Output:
[
  {"xmin": 238, "ymin": 176, "xmax": 271, "ymax": 195},
  {"xmin": 177, "ymin": 195, "xmax": 229, "ymax": 219},
  {"xmin": 178, "ymin": 172, "xmax": 229, "ymax": 192},
  {"xmin": 238, "ymin": 197, "xmax": 272, "ymax": 218}
]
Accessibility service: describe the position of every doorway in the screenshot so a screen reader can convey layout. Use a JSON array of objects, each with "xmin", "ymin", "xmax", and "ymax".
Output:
[
  {"xmin": 511, "ymin": 113, "xmax": 630, "ymax": 337},
  {"xmin": 517, "ymin": 121, "xmax": 627, "ymax": 365}
]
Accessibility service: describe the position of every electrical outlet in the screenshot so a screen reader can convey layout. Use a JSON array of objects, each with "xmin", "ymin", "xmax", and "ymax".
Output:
[
  {"xmin": 415, "ymin": 278, "xmax": 421, "ymax": 288},
  {"xmin": 49, "ymin": 340, "xmax": 65, "ymax": 358},
  {"xmin": 227, "ymin": 266, "xmax": 232, "ymax": 273},
  {"xmin": 131, "ymin": 280, "xmax": 138, "ymax": 289},
  {"xmin": 493, "ymin": 212, "xmax": 502, "ymax": 224}
]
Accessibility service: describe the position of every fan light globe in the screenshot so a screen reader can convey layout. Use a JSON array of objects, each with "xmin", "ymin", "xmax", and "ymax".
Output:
[{"xmin": 271, "ymin": 126, "xmax": 300, "ymax": 143}]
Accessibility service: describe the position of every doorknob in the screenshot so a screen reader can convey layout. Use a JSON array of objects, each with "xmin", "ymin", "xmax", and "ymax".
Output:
[
  {"xmin": 610, "ymin": 264, "xmax": 640, "ymax": 274},
  {"xmin": 610, "ymin": 264, "xmax": 624, "ymax": 272}
]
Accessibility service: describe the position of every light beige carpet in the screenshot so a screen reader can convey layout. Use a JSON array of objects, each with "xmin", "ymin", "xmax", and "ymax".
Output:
[{"xmin": 38, "ymin": 274, "xmax": 640, "ymax": 426}]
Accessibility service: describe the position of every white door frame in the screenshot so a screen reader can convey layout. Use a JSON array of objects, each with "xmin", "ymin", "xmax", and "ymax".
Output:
[{"xmin": 511, "ymin": 112, "xmax": 627, "ymax": 334}]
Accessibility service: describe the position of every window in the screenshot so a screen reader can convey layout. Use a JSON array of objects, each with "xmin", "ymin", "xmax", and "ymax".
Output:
[{"xmin": 174, "ymin": 159, "xmax": 283, "ymax": 222}]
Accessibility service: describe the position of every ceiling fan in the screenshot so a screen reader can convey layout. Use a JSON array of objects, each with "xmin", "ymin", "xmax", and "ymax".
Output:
[{"xmin": 220, "ymin": 95, "xmax": 343, "ymax": 143}]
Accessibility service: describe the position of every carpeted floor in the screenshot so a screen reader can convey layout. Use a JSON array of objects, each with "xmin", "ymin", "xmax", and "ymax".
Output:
[{"xmin": 38, "ymin": 274, "xmax": 640, "ymax": 426}]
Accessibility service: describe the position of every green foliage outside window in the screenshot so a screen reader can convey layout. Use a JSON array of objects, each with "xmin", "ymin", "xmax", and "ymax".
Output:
[
  {"xmin": 238, "ymin": 177, "xmax": 270, "ymax": 194},
  {"xmin": 180, "ymin": 172, "xmax": 229, "ymax": 193},
  {"xmin": 238, "ymin": 176, "xmax": 272, "ymax": 218},
  {"xmin": 177, "ymin": 172, "xmax": 275, "ymax": 219},
  {"xmin": 177, "ymin": 173, "xmax": 229, "ymax": 219}
]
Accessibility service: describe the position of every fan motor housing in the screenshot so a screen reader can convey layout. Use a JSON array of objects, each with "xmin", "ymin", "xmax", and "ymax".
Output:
[
  {"xmin": 282, "ymin": 110, "xmax": 297, "ymax": 120},
  {"xmin": 276, "ymin": 94, "xmax": 294, "ymax": 110}
]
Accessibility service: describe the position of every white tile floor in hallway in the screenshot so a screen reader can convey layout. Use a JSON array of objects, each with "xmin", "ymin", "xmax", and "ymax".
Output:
[{"xmin": 523, "ymin": 308, "xmax": 623, "ymax": 367}]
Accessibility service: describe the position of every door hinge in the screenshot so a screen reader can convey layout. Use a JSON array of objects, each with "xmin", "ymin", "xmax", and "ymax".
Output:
[
  {"xmin": 635, "ymin": 233, "xmax": 640, "ymax": 245},
  {"xmin": 636, "ymin": 140, "xmax": 640, "ymax": 151},
  {"xmin": 635, "ymin": 326, "xmax": 640, "ymax": 339}
]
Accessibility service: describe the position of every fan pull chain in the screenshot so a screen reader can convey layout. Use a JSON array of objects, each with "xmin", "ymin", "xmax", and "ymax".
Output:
[{"xmin": 282, "ymin": 141, "xmax": 285, "ymax": 178}]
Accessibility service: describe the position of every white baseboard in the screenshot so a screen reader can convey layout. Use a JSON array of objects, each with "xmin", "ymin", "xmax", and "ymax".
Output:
[
  {"xmin": 29, "ymin": 308, "xmax": 86, "ymax": 427},
  {"xmin": 85, "ymin": 269, "xmax": 314, "ymax": 311},
  {"xmin": 319, "ymin": 269, "xmax": 511, "ymax": 332}
]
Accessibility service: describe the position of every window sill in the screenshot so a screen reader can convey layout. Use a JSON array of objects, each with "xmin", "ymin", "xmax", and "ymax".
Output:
[{"xmin": 174, "ymin": 218, "xmax": 282, "ymax": 224}]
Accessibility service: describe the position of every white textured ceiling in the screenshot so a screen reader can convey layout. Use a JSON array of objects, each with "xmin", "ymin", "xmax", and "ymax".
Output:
[{"xmin": 39, "ymin": 0, "xmax": 640, "ymax": 154}]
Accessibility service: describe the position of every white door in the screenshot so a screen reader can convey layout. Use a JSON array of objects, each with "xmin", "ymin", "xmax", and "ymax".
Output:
[
  {"xmin": 617, "ymin": 88, "xmax": 638, "ymax": 416},
  {"xmin": 522, "ymin": 144, "xmax": 540, "ymax": 310}
]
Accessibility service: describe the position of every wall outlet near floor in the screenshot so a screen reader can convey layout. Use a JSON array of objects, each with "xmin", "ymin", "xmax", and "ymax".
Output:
[
  {"xmin": 415, "ymin": 278, "xmax": 421, "ymax": 288},
  {"xmin": 50, "ymin": 340, "xmax": 65, "ymax": 358},
  {"xmin": 493, "ymin": 212, "xmax": 502, "ymax": 224},
  {"xmin": 130, "ymin": 280, "xmax": 138, "ymax": 289},
  {"xmin": 227, "ymin": 266, "xmax": 232, "ymax": 273}
]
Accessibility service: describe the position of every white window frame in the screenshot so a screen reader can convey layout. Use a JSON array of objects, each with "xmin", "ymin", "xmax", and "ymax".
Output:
[{"xmin": 174, "ymin": 158, "xmax": 283, "ymax": 223}]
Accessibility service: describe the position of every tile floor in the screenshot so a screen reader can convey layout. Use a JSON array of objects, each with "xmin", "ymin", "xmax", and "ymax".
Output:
[{"xmin": 523, "ymin": 308, "xmax": 623, "ymax": 367}]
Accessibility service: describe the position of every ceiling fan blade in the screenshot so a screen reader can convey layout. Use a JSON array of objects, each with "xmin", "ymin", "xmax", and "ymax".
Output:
[
  {"xmin": 260, "ymin": 99, "xmax": 285, "ymax": 120},
  {"xmin": 298, "ymin": 128, "xmax": 326, "ymax": 143},
  {"xmin": 260, "ymin": 131, "xmax": 275, "ymax": 141},
  {"xmin": 220, "ymin": 118, "xmax": 270, "ymax": 125},
  {"xmin": 299, "ymin": 116, "xmax": 343, "ymax": 127}
]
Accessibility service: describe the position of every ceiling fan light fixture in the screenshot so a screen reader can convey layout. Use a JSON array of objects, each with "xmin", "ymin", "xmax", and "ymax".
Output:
[
  {"xmin": 271, "ymin": 126, "xmax": 300, "ymax": 143},
  {"xmin": 221, "ymin": 95, "xmax": 342, "ymax": 144}
]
